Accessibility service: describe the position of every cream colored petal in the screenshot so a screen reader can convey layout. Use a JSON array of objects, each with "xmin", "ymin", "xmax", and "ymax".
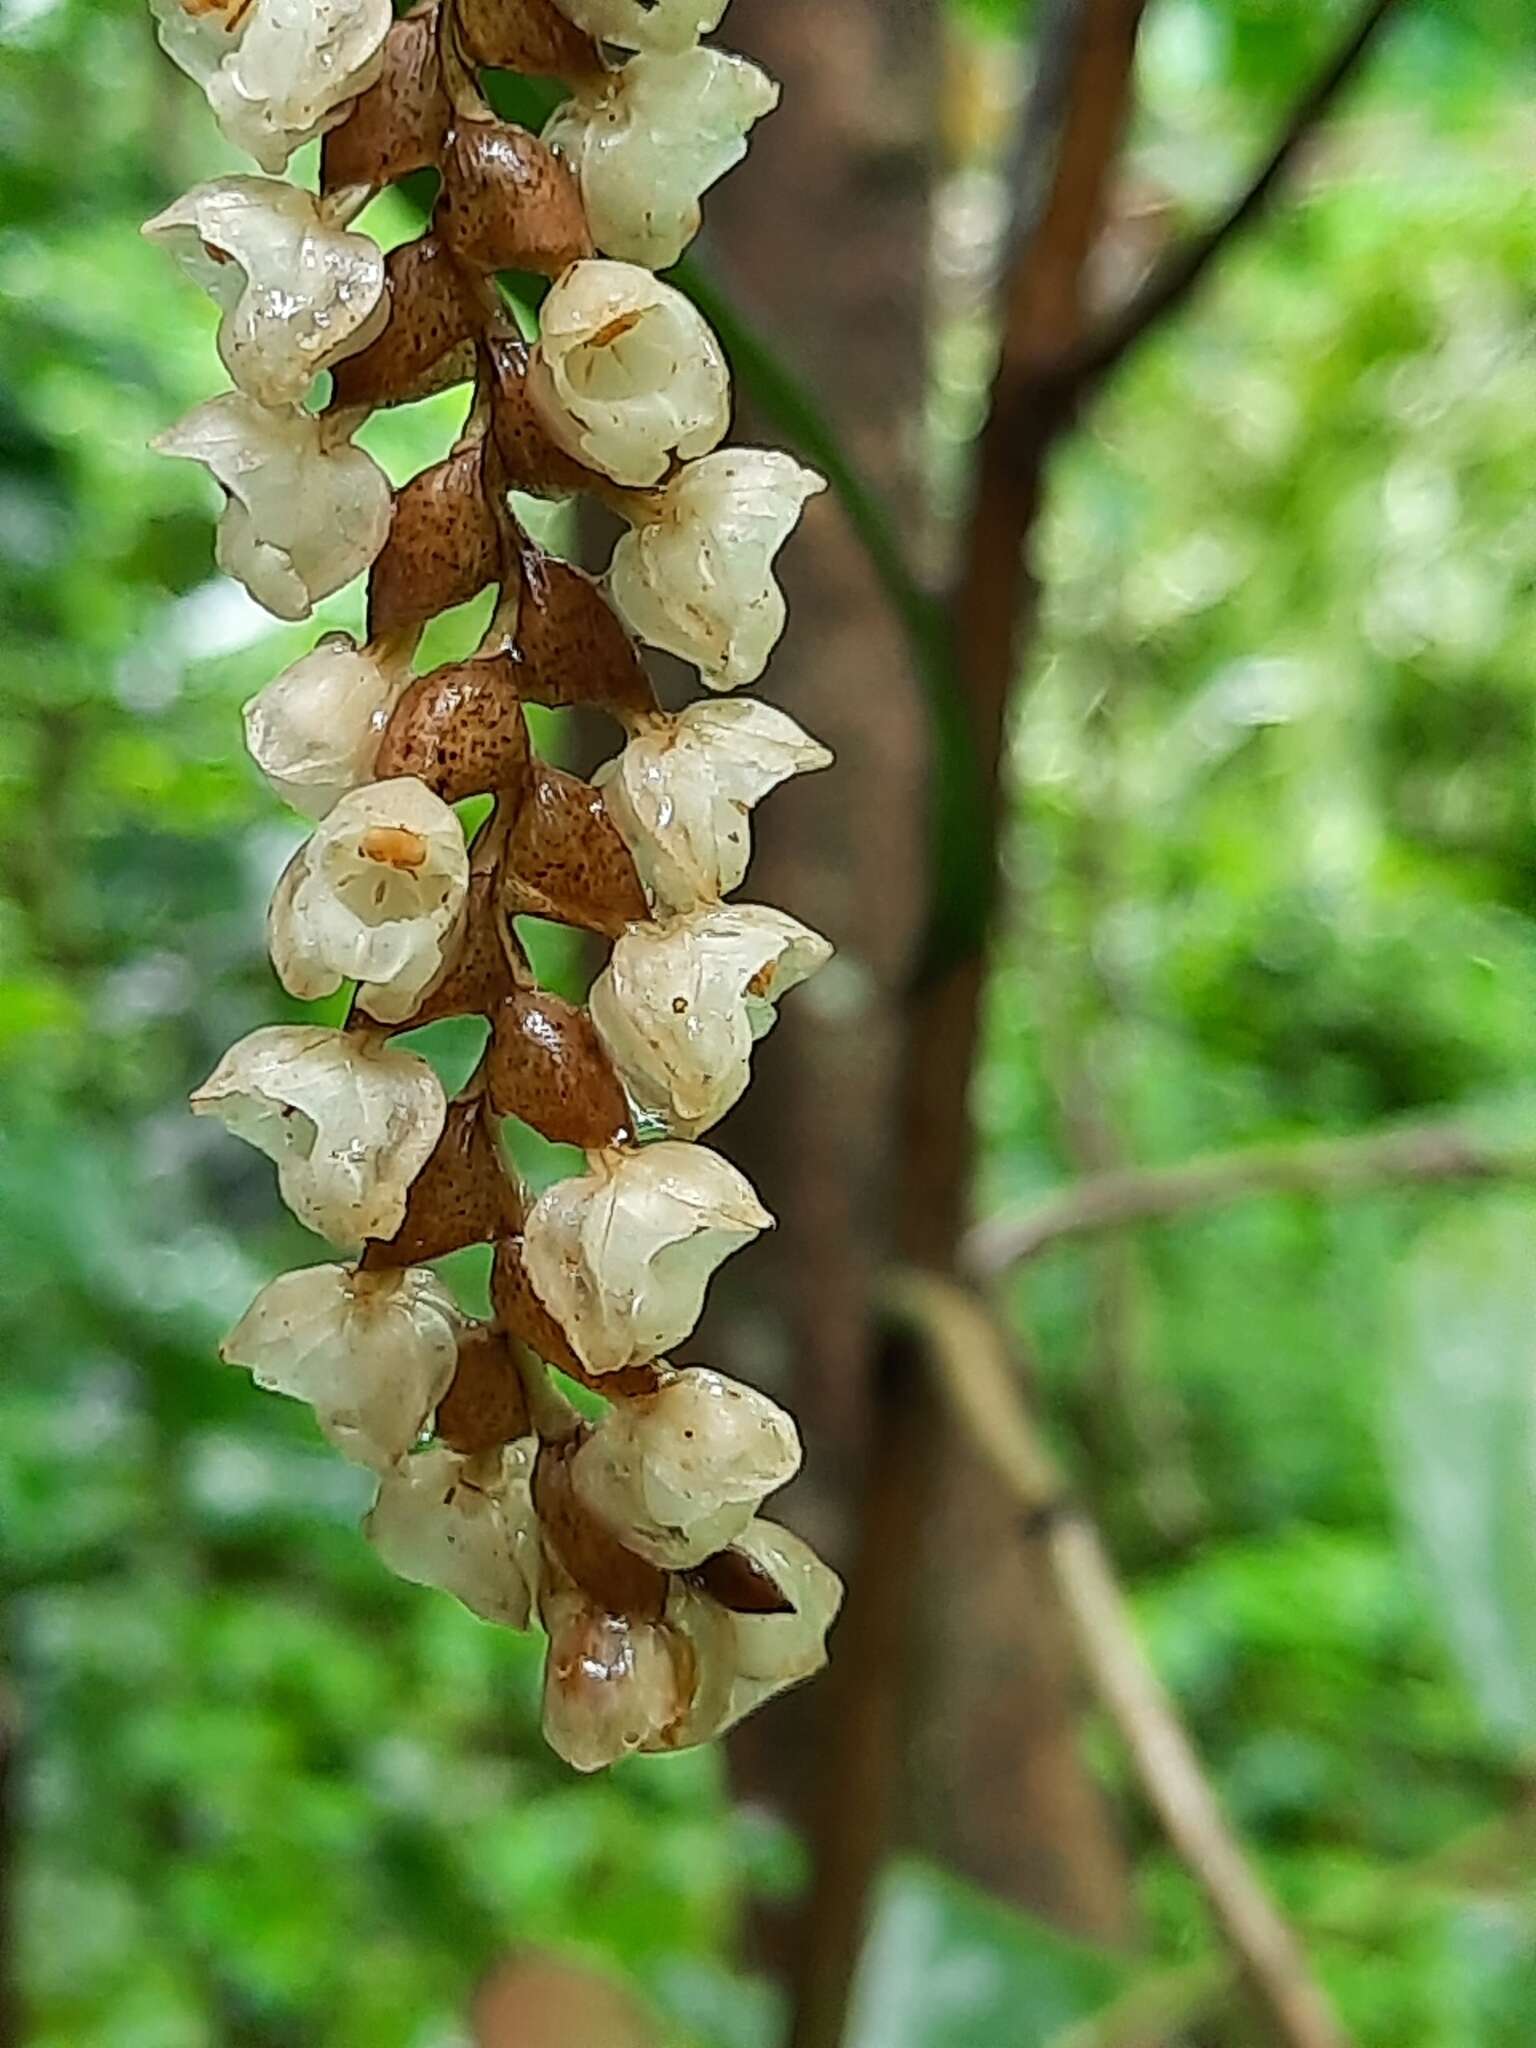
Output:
[
  {"xmin": 570, "ymin": 1367, "xmax": 800, "ymax": 1568},
  {"xmin": 221, "ymin": 1262, "xmax": 462, "ymax": 1471},
  {"xmin": 595, "ymin": 698, "xmax": 831, "ymax": 911},
  {"xmin": 540, "ymin": 1585, "xmax": 683, "ymax": 1772},
  {"xmin": 523, "ymin": 1141, "xmax": 772, "ymax": 1374},
  {"xmin": 544, "ymin": 48, "xmax": 777, "ymax": 272},
  {"xmin": 548, "ymin": 0, "xmax": 727, "ymax": 53},
  {"xmin": 366, "ymin": 1441, "xmax": 539, "ymax": 1628},
  {"xmin": 606, "ymin": 448, "xmax": 824, "ymax": 688},
  {"xmin": 243, "ymin": 636, "xmax": 406, "ymax": 820},
  {"xmin": 589, "ymin": 904, "xmax": 831, "ymax": 1136},
  {"xmin": 266, "ymin": 779, "xmax": 470, "ymax": 1024},
  {"xmin": 153, "ymin": 394, "xmax": 391, "ymax": 622},
  {"xmin": 143, "ymin": 177, "xmax": 387, "ymax": 407},
  {"xmin": 528, "ymin": 260, "xmax": 729, "ymax": 488},
  {"xmin": 191, "ymin": 1024, "xmax": 446, "ymax": 1246}
]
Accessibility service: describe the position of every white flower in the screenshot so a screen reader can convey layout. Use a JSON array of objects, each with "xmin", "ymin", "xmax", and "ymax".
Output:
[
  {"xmin": 527, "ymin": 261, "xmax": 729, "ymax": 489},
  {"xmin": 589, "ymin": 904, "xmax": 831, "ymax": 1137},
  {"xmin": 669, "ymin": 1519, "xmax": 843, "ymax": 1744},
  {"xmin": 523, "ymin": 1141, "xmax": 772, "ymax": 1375},
  {"xmin": 596, "ymin": 699, "xmax": 832, "ymax": 911},
  {"xmin": 153, "ymin": 394, "xmax": 391, "ymax": 622},
  {"xmin": 267, "ymin": 778, "xmax": 470, "ymax": 1025},
  {"xmin": 571, "ymin": 1368, "xmax": 800, "ymax": 1568},
  {"xmin": 541, "ymin": 1586, "xmax": 682, "ymax": 1772},
  {"xmin": 221, "ymin": 1262, "xmax": 462, "ymax": 1471},
  {"xmin": 366, "ymin": 1442, "xmax": 539, "ymax": 1628},
  {"xmin": 143, "ymin": 177, "xmax": 387, "ymax": 407},
  {"xmin": 149, "ymin": 0, "xmax": 392, "ymax": 174},
  {"xmin": 243, "ymin": 636, "xmax": 406, "ymax": 819},
  {"xmin": 544, "ymin": 48, "xmax": 777, "ymax": 272},
  {"xmin": 548, "ymin": 0, "xmax": 728, "ymax": 54},
  {"xmin": 191, "ymin": 1025, "xmax": 445, "ymax": 1246},
  {"xmin": 607, "ymin": 449, "xmax": 823, "ymax": 689}
]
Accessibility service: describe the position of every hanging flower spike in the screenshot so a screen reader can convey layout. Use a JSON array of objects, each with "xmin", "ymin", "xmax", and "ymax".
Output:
[
  {"xmin": 596, "ymin": 698, "xmax": 832, "ymax": 914},
  {"xmin": 570, "ymin": 1368, "xmax": 801, "ymax": 1568},
  {"xmin": 243, "ymin": 635, "xmax": 408, "ymax": 821},
  {"xmin": 589, "ymin": 904, "xmax": 832, "ymax": 1138},
  {"xmin": 522, "ymin": 1142, "xmax": 772, "ymax": 1375},
  {"xmin": 607, "ymin": 449, "xmax": 825, "ymax": 689},
  {"xmin": 143, "ymin": 178, "xmax": 388, "ymax": 408},
  {"xmin": 546, "ymin": 0, "xmax": 728, "ymax": 55},
  {"xmin": 366, "ymin": 1441, "xmax": 540, "ymax": 1627},
  {"xmin": 221, "ymin": 1262, "xmax": 463, "ymax": 1472},
  {"xmin": 153, "ymin": 395, "xmax": 392, "ymax": 621},
  {"xmin": 267, "ymin": 777, "xmax": 470, "ymax": 1023},
  {"xmin": 527, "ymin": 260, "xmax": 731, "ymax": 489},
  {"xmin": 152, "ymin": 0, "xmax": 843, "ymax": 1768},
  {"xmin": 545, "ymin": 48, "xmax": 779, "ymax": 272},
  {"xmin": 149, "ymin": 0, "xmax": 393, "ymax": 173},
  {"xmin": 191, "ymin": 1024, "xmax": 447, "ymax": 1245}
]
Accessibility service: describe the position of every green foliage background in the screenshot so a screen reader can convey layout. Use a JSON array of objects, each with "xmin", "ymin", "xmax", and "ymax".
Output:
[{"xmin": 2, "ymin": 1, "xmax": 1536, "ymax": 2043}]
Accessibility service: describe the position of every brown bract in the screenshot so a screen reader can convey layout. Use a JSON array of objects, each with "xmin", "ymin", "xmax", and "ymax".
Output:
[
  {"xmin": 438, "ymin": 119, "xmax": 594, "ymax": 277},
  {"xmin": 369, "ymin": 436, "xmax": 507, "ymax": 636},
  {"xmin": 534, "ymin": 1439, "xmax": 669, "ymax": 1621},
  {"xmin": 486, "ymin": 336, "xmax": 593, "ymax": 496},
  {"xmin": 322, "ymin": 9, "xmax": 450, "ymax": 193},
  {"xmin": 507, "ymin": 543, "xmax": 657, "ymax": 721},
  {"xmin": 331, "ymin": 236, "xmax": 481, "ymax": 413},
  {"xmin": 492, "ymin": 1233, "xmax": 587, "ymax": 1377},
  {"xmin": 436, "ymin": 1324, "xmax": 534, "ymax": 1454},
  {"xmin": 376, "ymin": 657, "xmax": 532, "ymax": 803},
  {"xmin": 454, "ymin": 0, "xmax": 601, "ymax": 81},
  {"xmin": 502, "ymin": 764, "xmax": 648, "ymax": 935},
  {"xmin": 688, "ymin": 1545, "xmax": 796, "ymax": 1616},
  {"xmin": 369, "ymin": 1098, "xmax": 525, "ymax": 1265},
  {"xmin": 409, "ymin": 866, "xmax": 517, "ymax": 1024},
  {"xmin": 487, "ymin": 982, "xmax": 632, "ymax": 1149}
]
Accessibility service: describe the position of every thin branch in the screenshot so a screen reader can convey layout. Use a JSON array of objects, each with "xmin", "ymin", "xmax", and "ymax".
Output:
[
  {"xmin": 1064, "ymin": 0, "xmax": 1405, "ymax": 396},
  {"xmin": 963, "ymin": 1116, "xmax": 1536, "ymax": 1281},
  {"xmin": 884, "ymin": 1270, "xmax": 1354, "ymax": 2048}
]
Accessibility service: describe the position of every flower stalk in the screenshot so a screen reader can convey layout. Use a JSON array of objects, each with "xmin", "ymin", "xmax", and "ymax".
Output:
[{"xmin": 152, "ymin": 0, "xmax": 840, "ymax": 1769}]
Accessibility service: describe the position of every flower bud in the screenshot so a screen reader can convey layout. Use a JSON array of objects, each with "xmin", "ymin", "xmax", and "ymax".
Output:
[
  {"xmin": 571, "ymin": 1368, "xmax": 800, "ymax": 1568},
  {"xmin": 365, "ymin": 1441, "xmax": 539, "ymax": 1626},
  {"xmin": 527, "ymin": 261, "xmax": 729, "ymax": 489},
  {"xmin": 191, "ymin": 1024, "xmax": 446, "ymax": 1246},
  {"xmin": 548, "ymin": 0, "xmax": 727, "ymax": 53},
  {"xmin": 523, "ymin": 1141, "xmax": 772, "ymax": 1375},
  {"xmin": 153, "ymin": 395, "xmax": 391, "ymax": 622},
  {"xmin": 596, "ymin": 698, "xmax": 832, "ymax": 911},
  {"xmin": 149, "ymin": 0, "xmax": 392, "ymax": 174},
  {"xmin": 544, "ymin": 48, "xmax": 777, "ymax": 271},
  {"xmin": 243, "ymin": 635, "xmax": 404, "ymax": 818},
  {"xmin": 267, "ymin": 777, "xmax": 470, "ymax": 1024},
  {"xmin": 541, "ymin": 1586, "xmax": 682, "ymax": 1772},
  {"xmin": 143, "ymin": 178, "xmax": 387, "ymax": 408},
  {"xmin": 589, "ymin": 903, "xmax": 831, "ymax": 1137},
  {"xmin": 606, "ymin": 450, "xmax": 824, "ymax": 689},
  {"xmin": 221, "ymin": 1261, "xmax": 462, "ymax": 1471}
]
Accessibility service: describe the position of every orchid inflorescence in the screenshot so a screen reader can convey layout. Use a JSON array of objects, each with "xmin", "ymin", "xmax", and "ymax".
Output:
[{"xmin": 150, "ymin": 0, "xmax": 842, "ymax": 1770}]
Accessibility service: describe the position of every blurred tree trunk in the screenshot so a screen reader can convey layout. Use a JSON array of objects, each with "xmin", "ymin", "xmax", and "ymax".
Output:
[{"xmin": 704, "ymin": 0, "xmax": 1133, "ymax": 1995}]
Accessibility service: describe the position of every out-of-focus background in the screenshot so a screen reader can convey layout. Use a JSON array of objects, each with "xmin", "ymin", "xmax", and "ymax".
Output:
[{"xmin": 4, "ymin": 0, "xmax": 1536, "ymax": 2043}]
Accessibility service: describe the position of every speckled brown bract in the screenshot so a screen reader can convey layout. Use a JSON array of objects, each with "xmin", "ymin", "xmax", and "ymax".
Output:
[{"xmin": 502, "ymin": 763, "xmax": 648, "ymax": 934}]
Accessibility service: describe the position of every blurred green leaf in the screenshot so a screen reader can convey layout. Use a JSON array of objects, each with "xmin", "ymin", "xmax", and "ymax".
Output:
[{"xmin": 847, "ymin": 1861, "xmax": 1126, "ymax": 2048}]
